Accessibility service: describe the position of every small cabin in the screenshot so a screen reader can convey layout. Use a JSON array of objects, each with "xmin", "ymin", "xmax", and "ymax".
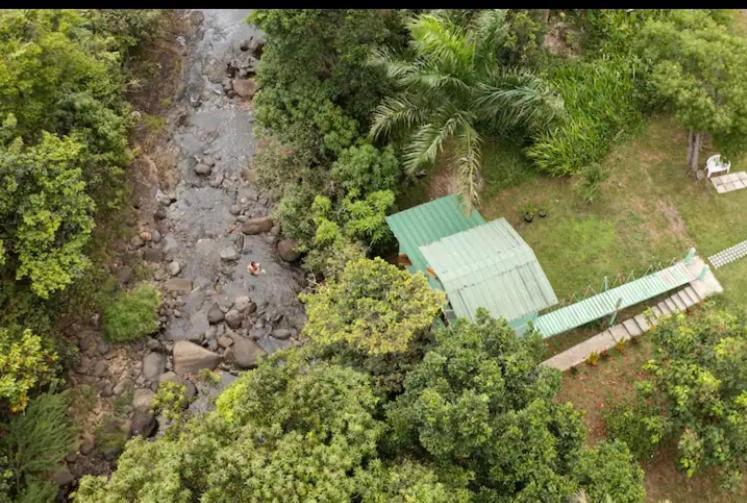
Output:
[{"xmin": 386, "ymin": 195, "xmax": 557, "ymax": 333}]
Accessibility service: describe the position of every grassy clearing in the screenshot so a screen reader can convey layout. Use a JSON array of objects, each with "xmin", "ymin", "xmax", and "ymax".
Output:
[{"xmin": 479, "ymin": 114, "xmax": 747, "ymax": 303}]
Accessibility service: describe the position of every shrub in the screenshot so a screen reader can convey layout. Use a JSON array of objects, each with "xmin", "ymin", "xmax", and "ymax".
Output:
[
  {"xmin": 301, "ymin": 257, "xmax": 444, "ymax": 355},
  {"xmin": 0, "ymin": 328, "xmax": 59, "ymax": 412},
  {"xmin": 575, "ymin": 161, "xmax": 609, "ymax": 204},
  {"xmin": 102, "ymin": 283, "xmax": 160, "ymax": 342},
  {"xmin": 526, "ymin": 57, "xmax": 644, "ymax": 176},
  {"xmin": 152, "ymin": 381, "xmax": 188, "ymax": 422},
  {"xmin": 641, "ymin": 306, "xmax": 747, "ymax": 487},
  {"xmin": 586, "ymin": 351, "xmax": 600, "ymax": 366},
  {"xmin": 0, "ymin": 391, "xmax": 76, "ymax": 501},
  {"xmin": 615, "ymin": 338, "xmax": 627, "ymax": 354},
  {"xmin": 604, "ymin": 391, "xmax": 668, "ymax": 461},
  {"xmin": 329, "ymin": 143, "xmax": 400, "ymax": 197}
]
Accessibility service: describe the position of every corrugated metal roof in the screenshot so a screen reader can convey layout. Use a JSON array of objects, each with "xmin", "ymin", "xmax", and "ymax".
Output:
[
  {"xmin": 419, "ymin": 219, "xmax": 558, "ymax": 323},
  {"xmin": 385, "ymin": 195, "xmax": 486, "ymax": 284},
  {"xmin": 533, "ymin": 260, "xmax": 695, "ymax": 338}
]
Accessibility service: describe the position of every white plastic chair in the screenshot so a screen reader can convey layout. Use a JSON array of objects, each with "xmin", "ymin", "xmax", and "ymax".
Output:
[{"xmin": 706, "ymin": 154, "xmax": 731, "ymax": 178}]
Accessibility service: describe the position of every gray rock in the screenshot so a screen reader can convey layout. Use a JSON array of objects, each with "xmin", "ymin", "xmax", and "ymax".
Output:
[
  {"xmin": 272, "ymin": 328, "xmax": 296, "ymax": 340},
  {"xmin": 218, "ymin": 335, "xmax": 234, "ymax": 348},
  {"xmin": 165, "ymin": 277, "xmax": 193, "ymax": 293},
  {"xmin": 186, "ymin": 331, "xmax": 203, "ymax": 344},
  {"xmin": 230, "ymin": 336, "xmax": 266, "ymax": 369},
  {"xmin": 173, "ymin": 340, "xmax": 220, "ymax": 375},
  {"xmin": 130, "ymin": 235, "xmax": 145, "ymax": 249},
  {"xmin": 241, "ymin": 217, "xmax": 273, "ymax": 235},
  {"xmin": 232, "ymin": 78, "xmax": 257, "ymax": 99},
  {"xmin": 158, "ymin": 371, "xmax": 179, "ymax": 385},
  {"xmin": 143, "ymin": 247, "xmax": 164, "ymax": 262},
  {"xmin": 220, "ymin": 246, "xmax": 239, "ymax": 261},
  {"xmin": 168, "ymin": 260, "xmax": 181, "ymax": 276},
  {"xmin": 142, "ymin": 352, "xmax": 166, "ymax": 382},
  {"xmin": 97, "ymin": 339, "xmax": 110, "ymax": 355},
  {"xmin": 162, "ymin": 235, "xmax": 179, "ymax": 256},
  {"xmin": 132, "ymin": 388, "xmax": 155, "ymax": 410},
  {"xmin": 117, "ymin": 266, "xmax": 133, "ymax": 285},
  {"xmin": 224, "ymin": 309, "xmax": 243, "ymax": 329},
  {"xmin": 156, "ymin": 189, "xmax": 173, "ymax": 206},
  {"xmin": 207, "ymin": 303, "xmax": 224, "ymax": 324},
  {"xmin": 154, "ymin": 206, "xmax": 168, "ymax": 220},
  {"xmin": 93, "ymin": 360, "xmax": 108, "ymax": 377},
  {"xmin": 146, "ymin": 338, "xmax": 162, "ymax": 351},
  {"xmin": 207, "ymin": 338, "xmax": 218, "ymax": 351},
  {"xmin": 277, "ymin": 239, "xmax": 301, "ymax": 262},
  {"xmin": 234, "ymin": 296, "xmax": 254, "ymax": 313},
  {"xmin": 194, "ymin": 162, "xmax": 212, "ymax": 175},
  {"xmin": 51, "ymin": 465, "xmax": 75, "ymax": 486},
  {"xmin": 99, "ymin": 382, "xmax": 114, "ymax": 397},
  {"xmin": 151, "ymin": 230, "xmax": 162, "ymax": 243},
  {"xmin": 130, "ymin": 409, "xmax": 156, "ymax": 437},
  {"xmin": 113, "ymin": 378, "xmax": 133, "ymax": 396},
  {"xmin": 229, "ymin": 204, "xmax": 241, "ymax": 216},
  {"xmin": 80, "ymin": 435, "xmax": 95, "ymax": 455}
]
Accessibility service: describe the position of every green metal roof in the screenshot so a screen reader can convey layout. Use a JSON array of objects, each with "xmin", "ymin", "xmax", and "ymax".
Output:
[
  {"xmin": 534, "ymin": 260, "xmax": 695, "ymax": 338},
  {"xmin": 419, "ymin": 219, "xmax": 558, "ymax": 323},
  {"xmin": 385, "ymin": 195, "xmax": 486, "ymax": 287}
]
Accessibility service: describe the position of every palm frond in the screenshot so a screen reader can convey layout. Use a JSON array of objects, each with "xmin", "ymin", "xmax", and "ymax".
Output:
[
  {"xmin": 473, "ymin": 69, "xmax": 565, "ymax": 132},
  {"xmin": 455, "ymin": 124, "xmax": 483, "ymax": 212},
  {"xmin": 409, "ymin": 14, "xmax": 475, "ymax": 77},
  {"xmin": 471, "ymin": 9, "xmax": 509, "ymax": 71},
  {"xmin": 402, "ymin": 112, "xmax": 465, "ymax": 173},
  {"xmin": 369, "ymin": 94, "xmax": 428, "ymax": 141},
  {"xmin": 399, "ymin": 68, "xmax": 471, "ymax": 95}
]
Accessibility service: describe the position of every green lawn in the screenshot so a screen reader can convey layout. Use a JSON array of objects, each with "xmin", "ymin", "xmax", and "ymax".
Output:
[{"xmin": 476, "ymin": 115, "xmax": 747, "ymax": 305}]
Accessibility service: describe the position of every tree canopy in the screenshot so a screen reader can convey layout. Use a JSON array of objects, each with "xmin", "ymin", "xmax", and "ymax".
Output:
[
  {"xmin": 638, "ymin": 10, "xmax": 747, "ymax": 173},
  {"xmin": 614, "ymin": 306, "xmax": 747, "ymax": 490},
  {"xmin": 301, "ymin": 257, "xmax": 444, "ymax": 355}
]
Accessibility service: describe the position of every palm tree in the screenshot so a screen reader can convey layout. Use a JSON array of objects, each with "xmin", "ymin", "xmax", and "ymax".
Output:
[{"xmin": 370, "ymin": 10, "xmax": 564, "ymax": 211}]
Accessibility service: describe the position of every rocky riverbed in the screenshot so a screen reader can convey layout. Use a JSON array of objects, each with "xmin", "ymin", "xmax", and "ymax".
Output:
[{"xmin": 62, "ymin": 9, "xmax": 306, "ymax": 486}]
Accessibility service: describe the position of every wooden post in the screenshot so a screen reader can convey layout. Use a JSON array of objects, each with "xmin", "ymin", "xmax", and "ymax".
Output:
[{"xmin": 609, "ymin": 297, "xmax": 623, "ymax": 326}]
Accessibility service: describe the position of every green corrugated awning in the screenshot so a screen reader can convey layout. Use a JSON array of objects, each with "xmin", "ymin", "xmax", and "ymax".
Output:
[
  {"xmin": 533, "ymin": 260, "xmax": 695, "ymax": 338},
  {"xmin": 385, "ymin": 194, "xmax": 486, "ymax": 288},
  {"xmin": 419, "ymin": 219, "xmax": 558, "ymax": 323}
]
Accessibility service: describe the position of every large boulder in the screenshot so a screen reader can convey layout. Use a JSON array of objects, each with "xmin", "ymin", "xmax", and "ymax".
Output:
[
  {"xmin": 224, "ymin": 309, "xmax": 243, "ymax": 329},
  {"xmin": 50, "ymin": 465, "xmax": 75, "ymax": 486},
  {"xmin": 230, "ymin": 336, "xmax": 266, "ymax": 369},
  {"xmin": 132, "ymin": 388, "xmax": 155, "ymax": 411},
  {"xmin": 142, "ymin": 352, "xmax": 165, "ymax": 382},
  {"xmin": 241, "ymin": 217, "xmax": 273, "ymax": 235},
  {"xmin": 130, "ymin": 409, "xmax": 156, "ymax": 438},
  {"xmin": 220, "ymin": 246, "xmax": 239, "ymax": 262},
  {"xmin": 277, "ymin": 239, "xmax": 301, "ymax": 262},
  {"xmin": 173, "ymin": 340, "xmax": 220, "ymax": 375},
  {"xmin": 207, "ymin": 303, "xmax": 224, "ymax": 324},
  {"xmin": 234, "ymin": 295, "xmax": 255, "ymax": 313},
  {"xmin": 232, "ymin": 78, "xmax": 257, "ymax": 99}
]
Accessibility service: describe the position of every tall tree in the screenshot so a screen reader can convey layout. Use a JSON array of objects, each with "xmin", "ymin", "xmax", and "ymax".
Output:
[
  {"xmin": 370, "ymin": 10, "xmax": 563, "ymax": 210},
  {"xmin": 638, "ymin": 10, "xmax": 747, "ymax": 176},
  {"xmin": 386, "ymin": 310, "xmax": 645, "ymax": 502}
]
